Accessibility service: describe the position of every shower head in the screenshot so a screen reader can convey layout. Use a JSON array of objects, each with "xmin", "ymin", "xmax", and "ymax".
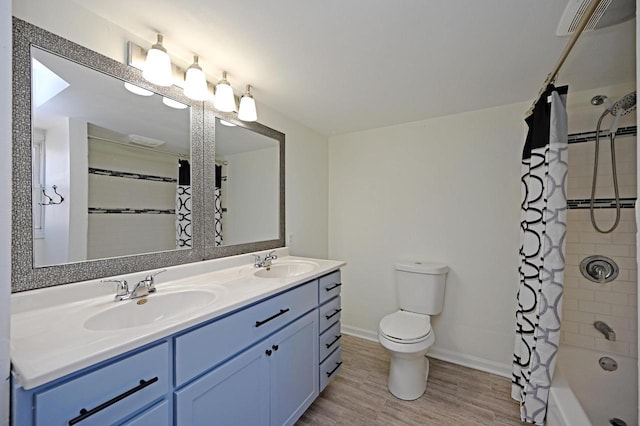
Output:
[{"xmin": 609, "ymin": 91, "xmax": 636, "ymax": 116}]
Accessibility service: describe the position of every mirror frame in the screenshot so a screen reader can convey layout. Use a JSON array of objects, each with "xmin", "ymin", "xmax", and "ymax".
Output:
[
  {"xmin": 204, "ymin": 105, "xmax": 285, "ymax": 259},
  {"xmin": 12, "ymin": 17, "xmax": 205, "ymax": 292}
]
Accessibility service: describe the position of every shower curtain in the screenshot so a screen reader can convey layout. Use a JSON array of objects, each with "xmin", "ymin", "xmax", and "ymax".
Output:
[
  {"xmin": 512, "ymin": 85, "xmax": 568, "ymax": 425},
  {"xmin": 176, "ymin": 159, "xmax": 192, "ymax": 248},
  {"xmin": 214, "ymin": 164, "xmax": 223, "ymax": 246}
]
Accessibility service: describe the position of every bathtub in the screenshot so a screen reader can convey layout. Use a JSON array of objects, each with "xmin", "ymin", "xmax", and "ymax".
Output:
[{"xmin": 547, "ymin": 345, "xmax": 638, "ymax": 426}]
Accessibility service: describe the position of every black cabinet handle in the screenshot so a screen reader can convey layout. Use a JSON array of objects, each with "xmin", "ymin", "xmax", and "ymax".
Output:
[
  {"xmin": 326, "ymin": 362, "xmax": 343, "ymax": 378},
  {"xmin": 68, "ymin": 377, "xmax": 158, "ymax": 425},
  {"xmin": 265, "ymin": 349, "xmax": 272, "ymax": 356},
  {"xmin": 255, "ymin": 308, "xmax": 290, "ymax": 327},
  {"xmin": 325, "ymin": 334, "xmax": 342, "ymax": 349},
  {"xmin": 325, "ymin": 283, "xmax": 342, "ymax": 292},
  {"xmin": 325, "ymin": 308, "xmax": 342, "ymax": 320},
  {"xmin": 272, "ymin": 345, "xmax": 279, "ymax": 351}
]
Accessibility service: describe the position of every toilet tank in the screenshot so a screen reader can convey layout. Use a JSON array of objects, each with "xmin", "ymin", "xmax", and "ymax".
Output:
[{"xmin": 395, "ymin": 261, "xmax": 448, "ymax": 315}]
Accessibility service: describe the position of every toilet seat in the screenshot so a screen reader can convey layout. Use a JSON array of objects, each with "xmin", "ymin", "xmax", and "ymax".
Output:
[{"xmin": 379, "ymin": 311, "xmax": 431, "ymax": 344}]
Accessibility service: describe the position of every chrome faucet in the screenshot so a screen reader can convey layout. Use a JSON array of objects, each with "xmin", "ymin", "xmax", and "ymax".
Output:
[
  {"xmin": 594, "ymin": 320, "xmax": 616, "ymax": 341},
  {"xmin": 101, "ymin": 278, "xmax": 130, "ymax": 301},
  {"xmin": 254, "ymin": 251, "xmax": 278, "ymax": 268},
  {"xmin": 101, "ymin": 269, "xmax": 166, "ymax": 301}
]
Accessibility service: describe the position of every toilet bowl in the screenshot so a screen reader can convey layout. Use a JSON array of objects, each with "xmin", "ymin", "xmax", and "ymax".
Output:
[
  {"xmin": 378, "ymin": 310, "xmax": 435, "ymax": 400},
  {"xmin": 378, "ymin": 261, "xmax": 448, "ymax": 400}
]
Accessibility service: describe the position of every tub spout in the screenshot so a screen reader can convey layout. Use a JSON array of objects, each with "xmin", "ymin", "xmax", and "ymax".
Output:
[{"xmin": 594, "ymin": 320, "xmax": 616, "ymax": 341}]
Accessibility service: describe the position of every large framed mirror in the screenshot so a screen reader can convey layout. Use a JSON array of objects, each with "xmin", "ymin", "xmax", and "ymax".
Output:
[
  {"xmin": 204, "ymin": 109, "xmax": 285, "ymax": 259},
  {"xmin": 12, "ymin": 18, "xmax": 204, "ymax": 291}
]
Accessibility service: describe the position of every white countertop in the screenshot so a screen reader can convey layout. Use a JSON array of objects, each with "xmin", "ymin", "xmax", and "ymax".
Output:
[{"xmin": 11, "ymin": 251, "xmax": 345, "ymax": 390}]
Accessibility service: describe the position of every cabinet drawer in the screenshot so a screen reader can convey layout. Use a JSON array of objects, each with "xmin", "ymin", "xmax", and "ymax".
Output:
[
  {"xmin": 319, "ymin": 321, "xmax": 342, "ymax": 362},
  {"xmin": 34, "ymin": 343, "xmax": 169, "ymax": 426},
  {"xmin": 319, "ymin": 271, "xmax": 342, "ymax": 304},
  {"xmin": 121, "ymin": 400, "xmax": 169, "ymax": 426},
  {"xmin": 319, "ymin": 295, "xmax": 341, "ymax": 332},
  {"xmin": 175, "ymin": 280, "xmax": 318, "ymax": 387},
  {"xmin": 319, "ymin": 346, "xmax": 342, "ymax": 393}
]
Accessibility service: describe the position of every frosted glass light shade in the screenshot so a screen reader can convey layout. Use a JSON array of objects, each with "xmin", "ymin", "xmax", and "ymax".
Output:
[
  {"xmin": 142, "ymin": 34, "xmax": 172, "ymax": 87},
  {"xmin": 162, "ymin": 97, "xmax": 188, "ymax": 109},
  {"xmin": 238, "ymin": 85, "xmax": 257, "ymax": 122},
  {"xmin": 214, "ymin": 72, "xmax": 236, "ymax": 112},
  {"xmin": 124, "ymin": 82, "xmax": 154, "ymax": 97},
  {"xmin": 183, "ymin": 56, "xmax": 208, "ymax": 101}
]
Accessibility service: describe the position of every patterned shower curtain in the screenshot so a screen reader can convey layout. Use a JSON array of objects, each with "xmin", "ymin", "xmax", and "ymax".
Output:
[
  {"xmin": 176, "ymin": 159, "xmax": 192, "ymax": 248},
  {"xmin": 214, "ymin": 164, "xmax": 223, "ymax": 246},
  {"xmin": 512, "ymin": 85, "xmax": 568, "ymax": 425}
]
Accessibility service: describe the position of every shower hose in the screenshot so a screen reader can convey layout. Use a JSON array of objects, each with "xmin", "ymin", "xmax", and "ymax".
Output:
[{"xmin": 589, "ymin": 110, "xmax": 621, "ymax": 234}]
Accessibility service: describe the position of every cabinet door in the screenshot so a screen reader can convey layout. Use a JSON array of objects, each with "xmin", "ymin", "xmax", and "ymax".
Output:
[
  {"xmin": 174, "ymin": 343, "xmax": 270, "ymax": 426},
  {"xmin": 269, "ymin": 310, "xmax": 319, "ymax": 426}
]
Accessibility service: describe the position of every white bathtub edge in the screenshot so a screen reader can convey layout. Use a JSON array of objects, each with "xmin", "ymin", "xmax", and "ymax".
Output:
[{"xmin": 547, "ymin": 367, "xmax": 592, "ymax": 426}]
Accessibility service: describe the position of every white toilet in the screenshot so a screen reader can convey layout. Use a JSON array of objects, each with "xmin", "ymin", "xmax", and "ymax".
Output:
[{"xmin": 378, "ymin": 261, "xmax": 448, "ymax": 400}]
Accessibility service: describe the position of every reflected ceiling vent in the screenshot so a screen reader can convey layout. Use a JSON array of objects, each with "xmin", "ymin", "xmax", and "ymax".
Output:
[
  {"xmin": 127, "ymin": 134, "xmax": 166, "ymax": 147},
  {"xmin": 557, "ymin": 0, "xmax": 635, "ymax": 36}
]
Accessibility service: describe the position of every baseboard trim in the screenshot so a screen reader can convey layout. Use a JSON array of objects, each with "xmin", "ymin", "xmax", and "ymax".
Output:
[{"xmin": 341, "ymin": 325, "xmax": 511, "ymax": 379}]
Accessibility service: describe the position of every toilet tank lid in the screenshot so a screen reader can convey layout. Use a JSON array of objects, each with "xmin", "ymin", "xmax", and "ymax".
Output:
[{"xmin": 396, "ymin": 261, "xmax": 448, "ymax": 274}]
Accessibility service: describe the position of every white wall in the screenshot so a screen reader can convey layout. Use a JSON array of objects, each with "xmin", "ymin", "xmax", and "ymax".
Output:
[
  {"xmin": 13, "ymin": 0, "xmax": 330, "ymax": 260},
  {"xmin": 1, "ymin": 0, "xmax": 11, "ymax": 424},
  {"xmin": 329, "ymin": 102, "xmax": 526, "ymax": 374},
  {"xmin": 257, "ymin": 103, "xmax": 329, "ymax": 259},
  {"xmin": 224, "ymin": 147, "xmax": 279, "ymax": 246},
  {"xmin": 41, "ymin": 117, "xmax": 71, "ymax": 265}
]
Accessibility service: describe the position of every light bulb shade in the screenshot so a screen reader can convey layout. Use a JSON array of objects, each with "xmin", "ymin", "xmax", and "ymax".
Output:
[
  {"xmin": 214, "ymin": 74, "xmax": 236, "ymax": 112},
  {"xmin": 124, "ymin": 82, "xmax": 154, "ymax": 97},
  {"xmin": 142, "ymin": 36, "xmax": 172, "ymax": 86},
  {"xmin": 162, "ymin": 97, "xmax": 188, "ymax": 109},
  {"xmin": 183, "ymin": 58, "xmax": 208, "ymax": 101},
  {"xmin": 238, "ymin": 94, "xmax": 257, "ymax": 122}
]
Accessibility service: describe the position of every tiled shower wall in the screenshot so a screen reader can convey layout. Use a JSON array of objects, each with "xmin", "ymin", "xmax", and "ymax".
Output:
[{"xmin": 562, "ymin": 133, "xmax": 638, "ymax": 357}]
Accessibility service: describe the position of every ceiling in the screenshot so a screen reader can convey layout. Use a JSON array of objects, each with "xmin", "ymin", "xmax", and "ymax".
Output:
[{"xmin": 72, "ymin": 0, "xmax": 636, "ymax": 136}]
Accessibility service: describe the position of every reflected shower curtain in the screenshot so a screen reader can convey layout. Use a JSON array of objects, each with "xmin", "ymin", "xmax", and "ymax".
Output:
[
  {"xmin": 176, "ymin": 159, "xmax": 192, "ymax": 248},
  {"xmin": 512, "ymin": 85, "xmax": 568, "ymax": 425},
  {"xmin": 214, "ymin": 164, "xmax": 223, "ymax": 246}
]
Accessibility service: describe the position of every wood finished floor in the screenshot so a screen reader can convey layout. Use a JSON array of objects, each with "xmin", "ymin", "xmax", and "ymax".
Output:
[{"xmin": 297, "ymin": 335, "xmax": 524, "ymax": 426}]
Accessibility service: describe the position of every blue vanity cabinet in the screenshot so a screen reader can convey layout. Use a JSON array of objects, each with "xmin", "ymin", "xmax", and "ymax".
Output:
[
  {"xmin": 12, "ymin": 341, "xmax": 170, "ymax": 426},
  {"xmin": 317, "ymin": 271, "xmax": 342, "ymax": 392},
  {"xmin": 13, "ymin": 268, "xmax": 343, "ymax": 426},
  {"xmin": 174, "ymin": 310, "xmax": 318, "ymax": 426}
]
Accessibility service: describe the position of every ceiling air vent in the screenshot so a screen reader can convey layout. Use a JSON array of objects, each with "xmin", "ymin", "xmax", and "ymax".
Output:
[{"xmin": 556, "ymin": 0, "xmax": 635, "ymax": 36}]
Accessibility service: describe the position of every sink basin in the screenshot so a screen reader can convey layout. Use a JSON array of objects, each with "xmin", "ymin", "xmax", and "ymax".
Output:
[
  {"xmin": 254, "ymin": 261, "xmax": 318, "ymax": 278},
  {"xmin": 84, "ymin": 289, "xmax": 220, "ymax": 331}
]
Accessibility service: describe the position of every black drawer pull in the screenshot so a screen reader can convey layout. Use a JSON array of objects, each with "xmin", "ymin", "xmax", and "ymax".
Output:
[
  {"xmin": 68, "ymin": 376, "xmax": 158, "ymax": 425},
  {"xmin": 326, "ymin": 361, "xmax": 343, "ymax": 378},
  {"xmin": 325, "ymin": 283, "xmax": 342, "ymax": 292},
  {"xmin": 325, "ymin": 334, "xmax": 342, "ymax": 349},
  {"xmin": 325, "ymin": 308, "xmax": 342, "ymax": 320},
  {"xmin": 255, "ymin": 308, "xmax": 290, "ymax": 327}
]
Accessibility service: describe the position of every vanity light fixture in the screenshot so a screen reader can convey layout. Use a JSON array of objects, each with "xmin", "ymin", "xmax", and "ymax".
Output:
[
  {"xmin": 142, "ymin": 34, "xmax": 173, "ymax": 87},
  {"xmin": 123, "ymin": 82, "xmax": 154, "ymax": 97},
  {"xmin": 238, "ymin": 85, "xmax": 258, "ymax": 122},
  {"xmin": 214, "ymin": 71, "xmax": 236, "ymax": 112},
  {"xmin": 183, "ymin": 55, "xmax": 208, "ymax": 101},
  {"xmin": 162, "ymin": 96, "xmax": 188, "ymax": 109}
]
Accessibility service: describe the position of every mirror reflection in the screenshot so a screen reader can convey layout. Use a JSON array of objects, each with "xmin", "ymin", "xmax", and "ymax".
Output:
[
  {"xmin": 31, "ymin": 46, "xmax": 192, "ymax": 267},
  {"xmin": 214, "ymin": 117, "xmax": 280, "ymax": 246}
]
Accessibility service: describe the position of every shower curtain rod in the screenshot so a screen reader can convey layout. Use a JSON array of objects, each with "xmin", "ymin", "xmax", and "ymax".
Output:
[{"xmin": 526, "ymin": 0, "xmax": 604, "ymax": 116}]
